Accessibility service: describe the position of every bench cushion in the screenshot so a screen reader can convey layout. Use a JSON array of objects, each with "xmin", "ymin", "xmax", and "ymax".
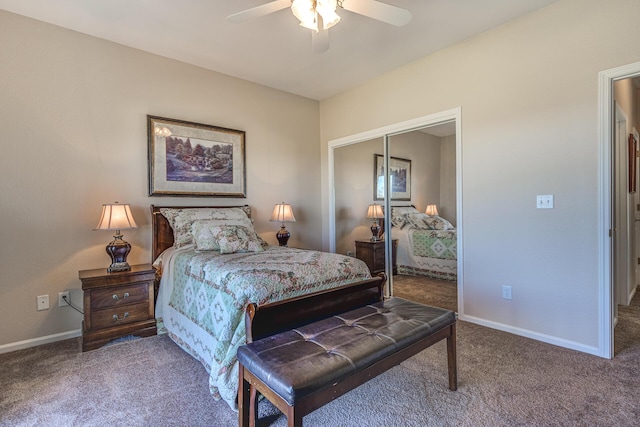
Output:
[{"xmin": 237, "ymin": 297, "xmax": 456, "ymax": 406}]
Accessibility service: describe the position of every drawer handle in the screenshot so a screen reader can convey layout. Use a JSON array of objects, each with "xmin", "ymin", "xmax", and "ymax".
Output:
[
  {"xmin": 112, "ymin": 292, "xmax": 130, "ymax": 301},
  {"xmin": 112, "ymin": 312, "xmax": 129, "ymax": 322}
]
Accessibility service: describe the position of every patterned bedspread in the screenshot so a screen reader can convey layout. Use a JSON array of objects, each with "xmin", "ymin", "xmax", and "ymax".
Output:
[
  {"xmin": 395, "ymin": 227, "xmax": 457, "ymax": 281},
  {"xmin": 155, "ymin": 246, "xmax": 371, "ymax": 409},
  {"xmin": 410, "ymin": 229, "xmax": 457, "ymax": 260}
]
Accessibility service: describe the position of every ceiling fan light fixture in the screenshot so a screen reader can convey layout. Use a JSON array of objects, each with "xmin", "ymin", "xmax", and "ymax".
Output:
[
  {"xmin": 291, "ymin": 0, "xmax": 319, "ymax": 31},
  {"xmin": 291, "ymin": 0, "xmax": 340, "ymax": 32},
  {"xmin": 316, "ymin": 0, "xmax": 340, "ymax": 30}
]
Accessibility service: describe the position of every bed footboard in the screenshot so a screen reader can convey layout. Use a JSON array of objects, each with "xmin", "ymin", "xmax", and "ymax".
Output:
[{"xmin": 244, "ymin": 274, "xmax": 386, "ymax": 343}]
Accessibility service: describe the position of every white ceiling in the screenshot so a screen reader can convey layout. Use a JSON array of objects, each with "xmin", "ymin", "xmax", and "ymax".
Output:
[{"xmin": 0, "ymin": 0, "xmax": 557, "ymax": 100}]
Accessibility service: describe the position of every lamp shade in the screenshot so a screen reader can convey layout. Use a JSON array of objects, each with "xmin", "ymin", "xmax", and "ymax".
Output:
[
  {"xmin": 425, "ymin": 204, "xmax": 439, "ymax": 216},
  {"xmin": 367, "ymin": 204, "xmax": 384, "ymax": 219},
  {"xmin": 270, "ymin": 203, "xmax": 296, "ymax": 223},
  {"xmin": 94, "ymin": 202, "xmax": 138, "ymax": 231}
]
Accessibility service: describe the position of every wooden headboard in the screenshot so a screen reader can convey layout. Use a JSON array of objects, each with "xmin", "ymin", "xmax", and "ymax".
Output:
[{"xmin": 150, "ymin": 205, "xmax": 251, "ymax": 262}]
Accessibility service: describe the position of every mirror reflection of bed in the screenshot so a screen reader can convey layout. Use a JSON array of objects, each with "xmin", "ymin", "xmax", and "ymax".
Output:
[
  {"xmin": 333, "ymin": 122, "xmax": 458, "ymax": 312},
  {"xmin": 390, "ymin": 205, "xmax": 458, "ymax": 312}
]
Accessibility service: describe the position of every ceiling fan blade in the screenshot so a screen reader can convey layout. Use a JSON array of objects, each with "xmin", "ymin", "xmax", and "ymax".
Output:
[
  {"xmin": 227, "ymin": 0, "xmax": 291, "ymax": 23},
  {"xmin": 342, "ymin": 0, "xmax": 412, "ymax": 26},
  {"xmin": 312, "ymin": 29, "xmax": 330, "ymax": 53}
]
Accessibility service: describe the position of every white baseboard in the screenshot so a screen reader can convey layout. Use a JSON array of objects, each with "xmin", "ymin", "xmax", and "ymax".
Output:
[
  {"xmin": 0, "ymin": 329, "xmax": 82, "ymax": 355},
  {"xmin": 458, "ymin": 314, "xmax": 602, "ymax": 357}
]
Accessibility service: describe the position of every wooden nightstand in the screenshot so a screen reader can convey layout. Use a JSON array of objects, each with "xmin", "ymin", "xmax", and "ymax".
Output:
[
  {"xmin": 355, "ymin": 239, "xmax": 398, "ymax": 275},
  {"xmin": 79, "ymin": 264, "xmax": 157, "ymax": 352}
]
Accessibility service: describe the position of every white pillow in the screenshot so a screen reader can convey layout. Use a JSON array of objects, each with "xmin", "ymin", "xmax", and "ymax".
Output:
[
  {"xmin": 425, "ymin": 215, "xmax": 455, "ymax": 230},
  {"xmin": 191, "ymin": 219, "xmax": 256, "ymax": 251},
  {"xmin": 160, "ymin": 207, "xmax": 250, "ymax": 248},
  {"xmin": 390, "ymin": 206, "xmax": 420, "ymax": 229},
  {"xmin": 192, "ymin": 223, "xmax": 264, "ymax": 253},
  {"xmin": 404, "ymin": 213, "xmax": 432, "ymax": 230},
  {"xmin": 405, "ymin": 212, "xmax": 454, "ymax": 231}
]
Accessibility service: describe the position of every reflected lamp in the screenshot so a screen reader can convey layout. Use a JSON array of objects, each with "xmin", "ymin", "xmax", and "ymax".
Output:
[
  {"xmin": 425, "ymin": 204, "xmax": 439, "ymax": 216},
  {"xmin": 367, "ymin": 203, "xmax": 384, "ymax": 241}
]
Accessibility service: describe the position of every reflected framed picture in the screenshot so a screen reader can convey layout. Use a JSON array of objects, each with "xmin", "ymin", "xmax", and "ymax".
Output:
[
  {"xmin": 374, "ymin": 154, "xmax": 411, "ymax": 201},
  {"xmin": 147, "ymin": 115, "xmax": 246, "ymax": 197}
]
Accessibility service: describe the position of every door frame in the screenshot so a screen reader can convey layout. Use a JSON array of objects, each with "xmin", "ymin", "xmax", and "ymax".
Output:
[
  {"xmin": 328, "ymin": 107, "xmax": 463, "ymax": 313},
  {"xmin": 598, "ymin": 60, "xmax": 640, "ymax": 358}
]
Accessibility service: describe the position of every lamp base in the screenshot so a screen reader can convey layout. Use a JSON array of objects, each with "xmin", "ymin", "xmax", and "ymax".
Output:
[
  {"xmin": 276, "ymin": 226, "xmax": 291, "ymax": 247},
  {"xmin": 106, "ymin": 234, "xmax": 132, "ymax": 273},
  {"xmin": 108, "ymin": 262, "xmax": 131, "ymax": 273},
  {"xmin": 370, "ymin": 221, "xmax": 380, "ymax": 242}
]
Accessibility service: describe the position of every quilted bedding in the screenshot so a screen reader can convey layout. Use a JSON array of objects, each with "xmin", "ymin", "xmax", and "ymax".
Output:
[
  {"xmin": 395, "ymin": 227, "xmax": 457, "ymax": 281},
  {"xmin": 155, "ymin": 245, "xmax": 371, "ymax": 409}
]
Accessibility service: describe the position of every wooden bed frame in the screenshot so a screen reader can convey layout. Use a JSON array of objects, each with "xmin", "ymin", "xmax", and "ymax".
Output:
[
  {"xmin": 150, "ymin": 204, "xmax": 251, "ymax": 262},
  {"xmin": 151, "ymin": 204, "xmax": 397, "ymax": 415}
]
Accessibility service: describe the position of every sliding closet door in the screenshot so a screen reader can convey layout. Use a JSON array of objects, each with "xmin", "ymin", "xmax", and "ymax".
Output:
[{"xmin": 333, "ymin": 138, "xmax": 388, "ymax": 269}]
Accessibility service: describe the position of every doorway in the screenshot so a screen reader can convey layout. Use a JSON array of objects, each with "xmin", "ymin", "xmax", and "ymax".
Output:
[
  {"xmin": 328, "ymin": 108, "xmax": 464, "ymax": 315},
  {"xmin": 598, "ymin": 61, "xmax": 640, "ymax": 358}
]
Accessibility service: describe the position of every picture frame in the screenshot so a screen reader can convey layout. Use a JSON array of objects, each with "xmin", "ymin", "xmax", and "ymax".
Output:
[
  {"xmin": 374, "ymin": 154, "xmax": 411, "ymax": 201},
  {"xmin": 148, "ymin": 115, "xmax": 246, "ymax": 197}
]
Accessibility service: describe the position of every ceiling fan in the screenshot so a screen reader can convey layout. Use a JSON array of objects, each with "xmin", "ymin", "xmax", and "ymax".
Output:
[{"xmin": 227, "ymin": 0, "xmax": 412, "ymax": 53}]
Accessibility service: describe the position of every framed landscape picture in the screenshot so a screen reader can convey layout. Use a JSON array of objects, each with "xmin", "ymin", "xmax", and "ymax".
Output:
[
  {"xmin": 374, "ymin": 154, "xmax": 411, "ymax": 201},
  {"xmin": 147, "ymin": 115, "xmax": 246, "ymax": 197}
]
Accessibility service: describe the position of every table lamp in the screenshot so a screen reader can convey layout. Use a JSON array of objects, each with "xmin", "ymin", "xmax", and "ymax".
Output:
[
  {"xmin": 94, "ymin": 202, "xmax": 138, "ymax": 272},
  {"xmin": 367, "ymin": 203, "xmax": 384, "ymax": 241},
  {"xmin": 270, "ymin": 202, "xmax": 296, "ymax": 246},
  {"xmin": 425, "ymin": 204, "xmax": 439, "ymax": 216}
]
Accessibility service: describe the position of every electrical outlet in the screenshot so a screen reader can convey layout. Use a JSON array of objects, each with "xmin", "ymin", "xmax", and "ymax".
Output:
[
  {"xmin": 502, "ymin": 285, "xmax": 512, "ymax": 300},
  {"xmin": 37, "ymin": 295, "xmax": 50, "ymax": 311},
  {"xmin": 58, "ymin": 291, "xmax": 70, "ymax": 307}
]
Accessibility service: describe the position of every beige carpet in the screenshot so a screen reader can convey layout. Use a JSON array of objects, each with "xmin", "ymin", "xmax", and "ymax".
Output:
[
  {"xmin": 392, "ymin": 274, "xmax": 458, "ymax": 312},
  {"xmin": 1, "ymin": 281, "xmax": 639, "ymax": 426}
]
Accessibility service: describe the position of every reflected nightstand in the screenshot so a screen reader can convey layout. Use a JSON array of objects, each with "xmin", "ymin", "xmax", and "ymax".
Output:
[{"xmin": 355, "ymin": 239, "xmax": 397, "ymax": 275}]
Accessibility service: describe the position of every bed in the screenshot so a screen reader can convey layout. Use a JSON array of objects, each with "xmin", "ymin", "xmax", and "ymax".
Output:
[
  {"xmin": 390, "ymin": 206, "xmax": 457, "ymax": 281},
  {"xmin": 150, "ymin": 205, "xmax": 372, "ymax": 409}
]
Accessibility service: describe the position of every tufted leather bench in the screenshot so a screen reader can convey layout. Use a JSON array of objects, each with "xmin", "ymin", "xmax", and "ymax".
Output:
[{"xmin": 237, "ymin": 280, "xmax": 457, "ymax": 427}]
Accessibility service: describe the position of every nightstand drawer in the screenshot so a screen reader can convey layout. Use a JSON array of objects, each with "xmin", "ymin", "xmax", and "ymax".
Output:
[
  {"xmin": 80, "ymin": 264, "xmax": 157, "ymax": 351},
  {"xmin": 91, "ymin": 303, "xmax": 151, "ymax": 330},
  {"xmin": 355, "ymin": 239, "xmax": 398, "ymax": 275},
  {"xmin": 91, "ymin": 283, "xmax": 149, "ymax": 309},
  {"xmin": 373, "ymin": 249, "xmax": 385, "ymax": 264}
]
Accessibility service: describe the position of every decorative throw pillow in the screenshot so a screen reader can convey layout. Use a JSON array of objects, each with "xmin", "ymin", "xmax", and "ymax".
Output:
[
  {"xmin": 390, "ymin": 206, "xmax": 420, "ymax": 229},
  {"xmin": 192, "ymin": 224, "xmax": 264, "ymax": 254},
  {"xmin": 160, "ymin": 207, "xmax": 251, "ymax": 248},
  {"xmin": 191, "ymin": 219, "xmax": 256, "ymax": 251},
  {"xmin": 404, "ymin": 213, "xmax": 432, "ymax": 230},
  {"xmin": 424, "ymin": 215, "xmax": 455, "ymax": 231}
]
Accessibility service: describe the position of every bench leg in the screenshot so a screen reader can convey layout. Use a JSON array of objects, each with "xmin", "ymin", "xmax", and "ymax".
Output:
[
  {"xmin": 249, "ymin": 384, "xmax": 258, "ymax": 427},
  {"xmin": 285, "ymin": 405, "xmax": 303, "ymax": 427},
  {"xmin": 238, "ymin": 363, "xmax": 250, "ymax": 427},
  {"xmin": 447, "ymin": 323, "xmax": 458, "ymax": 391}
]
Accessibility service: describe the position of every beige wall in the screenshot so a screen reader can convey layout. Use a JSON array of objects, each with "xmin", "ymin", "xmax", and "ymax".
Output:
[
  {"xmin": 0, "ymin": 11, "xmax": 321, "ymax": 348},
  {"xmin": 320, "ymin": 0, "xmax": 640, "ymax": 353}
]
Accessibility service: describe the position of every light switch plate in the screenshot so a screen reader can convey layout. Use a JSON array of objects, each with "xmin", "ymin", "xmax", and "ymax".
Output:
[{"xmin": 536, "ymin": 195, "xmax": 554, "ymax": 209}]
